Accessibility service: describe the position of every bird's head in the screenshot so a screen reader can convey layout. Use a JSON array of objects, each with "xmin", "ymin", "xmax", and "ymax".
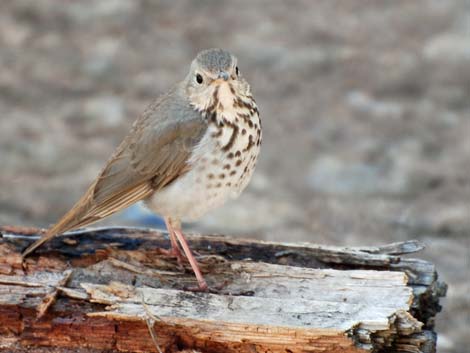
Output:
[{"xmin": 184, "ymin": 48, "xmax": 251, "ymax": 111}]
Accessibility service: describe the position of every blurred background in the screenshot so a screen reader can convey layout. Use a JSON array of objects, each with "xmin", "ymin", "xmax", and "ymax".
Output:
[{"xmin": 0, "ymin": 1, "xmax": 468, "ymax": 351}]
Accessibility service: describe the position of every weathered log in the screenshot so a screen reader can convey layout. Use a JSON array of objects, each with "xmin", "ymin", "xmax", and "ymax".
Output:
[{"xmin": 0, "ymin": 226, "xmax": 446, "ymax": 353}]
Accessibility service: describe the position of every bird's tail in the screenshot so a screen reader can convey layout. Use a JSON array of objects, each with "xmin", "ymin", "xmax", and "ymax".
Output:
[
  {"xmin": 22, "ymin": 193, "xmax": 95, "ymax": 257},
  {"xmin": 22, "ymin": 228, "xmax": 61, "ymax": 258},
  {"xmin": 22, "ymin": 179, "xmax": 154, "ymax": 257}
]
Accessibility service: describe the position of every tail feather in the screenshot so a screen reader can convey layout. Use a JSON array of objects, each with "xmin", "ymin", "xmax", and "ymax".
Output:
[
  {"xmin": 22, "ymin": 229, "xmax": 65, "ymax": 258},
  {"xmin": 22, "ymin": 199, "xmax": 95, "ymax": 257},
  {"xmin": 22, "ymin": 181, "xmax": 154, "ymax": 258}
]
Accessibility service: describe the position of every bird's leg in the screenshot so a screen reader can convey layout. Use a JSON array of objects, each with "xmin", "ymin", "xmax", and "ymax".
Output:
[
  {"xmin": 163, "ymin": 217, "xmax": 184, "ymax": 266},
  {"xmin": 169, "ymin": 219, "xmax": 208, "ymax": 291}
]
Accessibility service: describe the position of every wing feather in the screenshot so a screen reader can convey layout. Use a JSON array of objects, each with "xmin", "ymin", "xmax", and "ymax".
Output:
[{"xmin": 23, "ymin": 86, "xmax": 207, "ymax": 256}]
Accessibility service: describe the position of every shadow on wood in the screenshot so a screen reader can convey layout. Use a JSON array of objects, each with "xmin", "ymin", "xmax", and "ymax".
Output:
[{"xmin": 0, "ymin": 226, "xmax": 446, "ymax": 353}]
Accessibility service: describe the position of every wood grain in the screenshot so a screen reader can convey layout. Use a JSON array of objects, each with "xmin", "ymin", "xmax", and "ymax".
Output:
[{"xmin": 0, "ymin": 226, "xmax": 446, "ymax": 353}]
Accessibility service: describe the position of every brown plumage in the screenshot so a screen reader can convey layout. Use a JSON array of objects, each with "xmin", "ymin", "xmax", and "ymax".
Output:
[
  {"xmin": 22, "ymin": 48, "xmax": 262, "ymax": 290},
  {"xmin": 22, "ymin": 89, "xmax": 207, "ymax": 256}
]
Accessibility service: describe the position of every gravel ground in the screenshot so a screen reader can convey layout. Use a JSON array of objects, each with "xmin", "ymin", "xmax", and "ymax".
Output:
[{"xmin": 0, "ymin": 1, "xmax": 469, "ymax": 352}]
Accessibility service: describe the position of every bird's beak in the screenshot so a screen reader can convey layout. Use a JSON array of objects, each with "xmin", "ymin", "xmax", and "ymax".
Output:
[{"xmin": 218, "ymin": 71, "xmax": 230, "ymax": 81}]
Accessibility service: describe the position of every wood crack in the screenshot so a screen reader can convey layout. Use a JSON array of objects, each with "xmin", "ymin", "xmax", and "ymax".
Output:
[{"xmin": 0, "ymin": 226, "xmax": 446, "ymax": 353}]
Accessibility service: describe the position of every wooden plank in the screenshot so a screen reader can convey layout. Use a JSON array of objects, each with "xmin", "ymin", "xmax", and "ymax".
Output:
[{"xmin": 0, "ymin": 226, "xmax": 446, "ymax": 353}]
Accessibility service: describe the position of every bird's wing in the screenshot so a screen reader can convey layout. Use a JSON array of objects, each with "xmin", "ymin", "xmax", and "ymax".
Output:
[{"xmin": 23, "ymin": 89, "xmax": 207, "ymax": 256}]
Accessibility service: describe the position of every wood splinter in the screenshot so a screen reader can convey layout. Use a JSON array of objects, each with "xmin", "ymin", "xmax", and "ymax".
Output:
[{"xmin": 0, "ymin": 226, "xmax": 446, "ymax": 353}]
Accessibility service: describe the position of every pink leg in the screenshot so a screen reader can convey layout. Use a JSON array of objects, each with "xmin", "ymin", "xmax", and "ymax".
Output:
[
  {"xmin": 169, "ymin": 221, "xmax": 208, "ymax": 291},
  {"xmin": 163, "ymin": 217, "xmax": 184, "ymax": 263}
]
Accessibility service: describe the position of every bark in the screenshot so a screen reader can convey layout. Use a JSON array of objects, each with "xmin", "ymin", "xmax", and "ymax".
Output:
[{"xmin": 0, "ymin": 226, "xmax": 446, "ymax": 353}]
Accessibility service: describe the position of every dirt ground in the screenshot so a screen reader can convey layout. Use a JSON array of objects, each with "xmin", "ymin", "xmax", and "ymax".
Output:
[{"xmin": 0, "ymin": 1, "xmax": 469, "ymax": 352}]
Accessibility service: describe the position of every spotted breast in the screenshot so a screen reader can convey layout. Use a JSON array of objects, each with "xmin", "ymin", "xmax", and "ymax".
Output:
[{"xmin": 147, "ymin": 79, "xmax": 261, "ymax": 221}]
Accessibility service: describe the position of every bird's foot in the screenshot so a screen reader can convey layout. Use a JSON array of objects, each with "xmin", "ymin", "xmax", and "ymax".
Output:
[
  {"xmin": 183, "ymin": 280, "xmax": 229, "ymax": 294},
  {"xmin": 184, "ymin": 283, "xmax": 209, "ymax": 293},
  {"xmin": 182, "ymin": 274, "xmax": 209, "ymax": 292}
]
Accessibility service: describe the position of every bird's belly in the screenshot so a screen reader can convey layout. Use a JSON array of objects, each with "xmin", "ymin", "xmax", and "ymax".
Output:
[
  {"xmin": 146, "ymin": 167, "xmax": 233, "ymax": 221},
  {"xmin": 146, "ymin": 109, "xmax": 261, "ymax": 222}
]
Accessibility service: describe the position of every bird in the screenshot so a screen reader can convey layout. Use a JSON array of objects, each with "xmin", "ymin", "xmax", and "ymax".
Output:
[{"xmin": 22, "ymin": 48, "xmax": 262, "ymax": 291}]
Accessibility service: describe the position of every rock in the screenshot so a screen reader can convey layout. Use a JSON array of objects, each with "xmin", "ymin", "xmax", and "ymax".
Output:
[
  {"xmin": 83, "ymin": 38, "xmax": 121, "ymax": 77},
  {"xmin": 82, "ymin": 95, "xmax": 125, "ymax": 128},
  {"xmin": 423, "ymin": 33, "xmax": 470, "ymax": 62},
  {"xmin": 346, "ymin": 91, "xmax": 403, "ymax": 119},
  {"xmin": 402, "ymin": 203, "xmax": 470, "ymax": 235},
  {"xmin": 277, "ymin": 47, "xmax": 350, "ymax": 69},
  {"xmin": 306, "ymin": 154, "xmax": 410, "ymax": 196},
  {"xmin": 66, "ymin": 0, "xmax": 138, "ymax": 24}
]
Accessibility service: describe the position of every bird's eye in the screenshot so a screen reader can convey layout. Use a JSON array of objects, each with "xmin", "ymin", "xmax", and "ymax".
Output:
[
  {"xmin": 235, "ymin": 66, "xmax": 239, "ymax": 76},
  {"xmin": 196, "ymin": 74, "xmax": 203, "ymax": 84}
]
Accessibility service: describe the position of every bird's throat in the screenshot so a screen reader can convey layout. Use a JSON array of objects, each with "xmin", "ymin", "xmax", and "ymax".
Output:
[{"xmin": 215, "ymin": 82, "xmax": 235, "ymax": 111}]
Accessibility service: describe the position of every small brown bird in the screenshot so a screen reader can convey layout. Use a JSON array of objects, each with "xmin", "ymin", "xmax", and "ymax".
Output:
[{"xmin": 22, "ymin": 48, "xmax": 262, "ymax": 290}]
